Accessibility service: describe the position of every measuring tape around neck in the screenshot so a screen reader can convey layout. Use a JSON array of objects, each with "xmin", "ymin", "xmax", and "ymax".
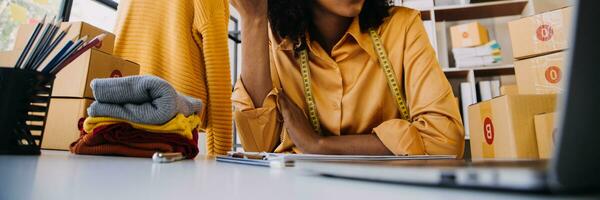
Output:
[{"xmin": 298, "ymin": 28, "xmax": 411, "ymax": 134}]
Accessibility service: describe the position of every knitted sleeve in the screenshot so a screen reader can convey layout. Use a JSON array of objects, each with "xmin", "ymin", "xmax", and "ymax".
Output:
[{"xmin": 192, "ymin": 0, "xmax": 233, "ymax": 155}]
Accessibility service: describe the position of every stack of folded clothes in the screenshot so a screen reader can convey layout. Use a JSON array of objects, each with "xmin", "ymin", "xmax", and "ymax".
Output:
[{"xmin": 70, "ymin": 75, "xmax": 203, "ymax": 159}]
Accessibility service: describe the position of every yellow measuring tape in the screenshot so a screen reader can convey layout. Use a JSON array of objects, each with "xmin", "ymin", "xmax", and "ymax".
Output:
[{"xmin": 299, "ymin": 28, "xmax": 411, "ymax": 134}]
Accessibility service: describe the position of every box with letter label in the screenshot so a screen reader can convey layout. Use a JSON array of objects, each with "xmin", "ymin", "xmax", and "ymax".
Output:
[
  {"xmin": 515, "ymin": 51, "xmax": 566, "ymax": 94},
  {"xmin": 468, "ymin": 95, "xmax": 557, "ymax": 160},
  {"xmin": 450, "ymin": 22, "xmax": 490, "ymax": 48},
  {"xmin": 534, "ymin": 112, "xmax": 557, "ymax": 159},
  {"xmin": 508, "ymin": 7, "xmax": 572, "ymax": 59}
]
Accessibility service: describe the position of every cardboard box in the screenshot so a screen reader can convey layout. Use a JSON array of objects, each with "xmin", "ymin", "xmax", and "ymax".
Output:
[
  {"xmin": 527, "ymin": 0, "xmax": 573, "ymax": 15},
  {"xmin": 508, "ymin": 7, "xmax": 572, "ymax": 59},
  {"xmin": 500, "ymin": 84, "xmax": 519, "ymax": 95},
  {"xmin": 42, "ymin": 98, "xmax": 93, "ymax": 150},
  {"xmin": 450, "ymin": 22, "xmax": 490, "ymax": 48},
  {"xmin": 0, "ymin": 49, "xmax": 20, "ymax": 67},
  {"xmin": 14, "ymin": 22, "xmax": 115, "ymax": 55},
  {"xmin": 468, "ymin": 95, "xmax": 557, "ymax": 160},
  {"xmin": 515, "ymin": 51, "xmax": 566, "ymax": 94},
  {"xmin": 0, "ymin": 49, "xmax": 140, "ymax": 98},
  {"xmin": 11, "ymin": 22, "xmax": 116, "ymax": 70},
  {"xmin": 534, "ymin": 112, "xmax": 557, "ymax": 159}
]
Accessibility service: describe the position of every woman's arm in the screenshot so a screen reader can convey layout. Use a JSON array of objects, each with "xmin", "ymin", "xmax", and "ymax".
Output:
[
  {"xmin": 231, "ymin": 0, "xmax": 272, "ymax": 107},
  {"xmin": 278, "ymin": 91, "xmax": 393, "ymax": 155}
]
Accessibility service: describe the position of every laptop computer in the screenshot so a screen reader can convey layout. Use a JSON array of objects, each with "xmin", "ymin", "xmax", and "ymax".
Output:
[{"xmin": 295, "ymin": 0, "xmax": 600, "ymax": 193}]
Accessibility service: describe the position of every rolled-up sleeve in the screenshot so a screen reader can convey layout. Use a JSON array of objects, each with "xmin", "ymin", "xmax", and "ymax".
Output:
[
  {"xmin": 374, "ymin": 11, "xmax": 465, "ymax": 158},
  {"xmin": 232, "ymin": 79, "xmax": 282, "ymax": 152}
]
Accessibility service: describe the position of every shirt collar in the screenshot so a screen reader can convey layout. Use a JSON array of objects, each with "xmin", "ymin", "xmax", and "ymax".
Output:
[{"xmin": 276, "ymin": 16, "xmax": 378, "ymax": 60}]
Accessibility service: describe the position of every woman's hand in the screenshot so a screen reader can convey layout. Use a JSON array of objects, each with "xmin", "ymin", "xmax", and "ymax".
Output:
[
  {"xmin": 277, "ymin": 91, "xmax": 323, "ymax": 153},
  {"xmin": 231, "ymin": 0, "xmax": 267, "ymax": 19}
]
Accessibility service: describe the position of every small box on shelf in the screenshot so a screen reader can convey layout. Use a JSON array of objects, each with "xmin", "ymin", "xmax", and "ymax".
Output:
[{"xmin": 450, "ymin": 22, "xmax": 489, "ymax": 48}]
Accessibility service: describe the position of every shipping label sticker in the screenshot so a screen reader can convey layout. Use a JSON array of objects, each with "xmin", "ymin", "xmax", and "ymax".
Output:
[
  {"xmin": 480, "ymin": 102, "xmax": 495, "ymax": 158},
  {"xmin": 536, "ymin": 24, "xmax": 554, "ymax": 42},
  {"xmin": 533, "ymin": 56, "xmax": 563, "ymax": 94},
  {"xmin": 545, "ymin": 66, "xmax": 562, "ymax": 84},
  {"xmin": 483, "ymin": 117, "xmax": 495, "ymax": 145},
  {"xmin": 110, "ymin": 70, "xmax": 122, "ymax": 78},
  {"xmin": 532, "ymin": 11, "xmax": 567, "ymax": 53}
]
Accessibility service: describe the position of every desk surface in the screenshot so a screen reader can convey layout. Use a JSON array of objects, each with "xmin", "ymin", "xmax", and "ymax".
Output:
[{"xmin": 0, "ymin": 150, "xmax": 597, "ymax": 200}]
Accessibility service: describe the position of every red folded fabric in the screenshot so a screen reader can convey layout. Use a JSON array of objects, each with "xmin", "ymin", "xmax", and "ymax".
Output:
[{"xmin": 70, "ymin": 119, "xmax": 199, "ymax": 159}]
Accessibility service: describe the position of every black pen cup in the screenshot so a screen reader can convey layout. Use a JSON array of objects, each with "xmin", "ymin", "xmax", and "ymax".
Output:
[{"xmin": 0, "ymin": 68, "xmax": 54, "ymax": 155}]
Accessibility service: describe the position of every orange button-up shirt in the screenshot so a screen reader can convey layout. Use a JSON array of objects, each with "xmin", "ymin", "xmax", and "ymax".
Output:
[{"xmin": 232, "ymin": 7, "xmax": 464, "ymax": 157}]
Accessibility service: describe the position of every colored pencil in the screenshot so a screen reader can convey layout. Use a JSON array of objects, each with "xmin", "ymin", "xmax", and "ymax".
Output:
[
  {"xmin": 50, "ymin": 33, "xmax": 107, "ymax": 73},
  {"xmin": 41, "ymin": 39, "xmax": 75, "ymax": 74},
  {"xmin": 32, "ymin": 24, "xmax": 71, "ymax": 71},
  {"xmin": 48, "ymin": 36, "xmax": 87, "ymax": 74},
  {"xmin": 13, "ymin": 15, "xmax": 45, "ymax": 69},
  {"xmin": 23, "ymin": 16, "xmax": 56, "ymax": 69}
]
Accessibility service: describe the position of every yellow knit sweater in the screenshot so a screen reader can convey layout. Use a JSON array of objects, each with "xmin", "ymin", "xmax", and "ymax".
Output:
[{"xmin": 113, "ymin": 0, "xmax": 232, "ymax": 155}]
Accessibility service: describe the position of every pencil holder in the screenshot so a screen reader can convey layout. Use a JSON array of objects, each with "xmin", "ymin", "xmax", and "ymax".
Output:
[{"xmin": 0, "ymin": 68, "xmax": 54, "ymax": 155}]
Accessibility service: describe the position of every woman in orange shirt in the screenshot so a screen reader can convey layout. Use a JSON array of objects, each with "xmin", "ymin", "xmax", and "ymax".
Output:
[{"xmin": 231, "ymin": 0, "xmax": 464, "ymax": 157}]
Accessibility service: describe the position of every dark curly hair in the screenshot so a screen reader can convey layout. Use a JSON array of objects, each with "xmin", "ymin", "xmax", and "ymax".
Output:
[{"xmin": 268, "ymin": 0, "xmax": 392, "ymax": 50}]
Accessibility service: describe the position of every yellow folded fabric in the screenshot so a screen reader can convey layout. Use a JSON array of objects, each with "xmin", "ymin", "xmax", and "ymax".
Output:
[{"xmin": 83, "ymin": 114, "xmax": 201, "ymax": 140}]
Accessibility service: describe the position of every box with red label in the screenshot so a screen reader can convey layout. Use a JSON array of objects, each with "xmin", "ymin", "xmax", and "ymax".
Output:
[
  {"xmin": 508, "ymin": 7, "xmax": 572, "ymax": 59},
  {"xmin": 534, "ymin": 112, "xmax": 557, "ymax": 159},
  {"xmin": 42, "ymin": 98, "xmax": 93, "ymax": 150},
  {"xmin": 0, "ymin": 49, "xmax": 139, "ymax": 98},
  {"xmin": 468, "ymin": 94, "xmax": 557, "ymax": 160},
  {"xmin": 450, "ymin": 22, "xmax": 490, "ymax": 48},
  {"xmin": 515, "ymin": 51, "xmax": 566, "ymax": 94}
]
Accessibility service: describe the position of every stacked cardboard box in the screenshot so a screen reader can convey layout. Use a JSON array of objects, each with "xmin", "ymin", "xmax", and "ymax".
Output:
[
  {"xmin": 0, "ymin": 22, "xmax": 140, "ymax": 150},
  {"xmin": 509, "ymin": 6, "xmax": 572, "ymax": 159},
  {"xmin": 450, "ymin": 22, "xmax": 502, "ymax": 68},
  {"xmin": 468, "ymin": 5, "xmax": 572, "ymax": 160},
  {"xmin": 509, "ymin": 7, "xmax": 572, "ymax": 95}
]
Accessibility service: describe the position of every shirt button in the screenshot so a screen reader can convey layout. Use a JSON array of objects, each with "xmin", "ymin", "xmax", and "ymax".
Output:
[{"xmin": 333, "ymin": 102, "xmax": 341, "ymax": 110}]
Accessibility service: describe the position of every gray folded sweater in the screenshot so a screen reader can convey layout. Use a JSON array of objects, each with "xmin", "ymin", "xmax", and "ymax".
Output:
[{"xmin": 87, "ymin": 75, "xmax": 203, "ymax": 125}]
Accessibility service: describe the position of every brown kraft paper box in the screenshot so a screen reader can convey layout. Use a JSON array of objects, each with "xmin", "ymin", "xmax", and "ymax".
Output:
[
  {"xmin": 515, "ymin": 51, "xmax": 566, "ymax": 94},
  {"xmin": 508, "ymin": 7, "xmax": 572, "ymax": 59},
  {"xmin": 42, "ymin": 98, "xmax": 93, "ymax": 150},
  {"xmin": 534, "ymin": 112, "xmax": 557, "ymax": 159},
  {"xmin": 468, "ymin": 94, "xmax": 557, "ymax": 160}
]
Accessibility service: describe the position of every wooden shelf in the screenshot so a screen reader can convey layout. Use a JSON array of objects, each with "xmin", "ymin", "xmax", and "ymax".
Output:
[
  {"xmin": 418, "ymin": 0, "xmax": 528, "ymax": 21},
  {"xmin": 443, "ymin": 64, "xmax": 515, "ymax": 78}
]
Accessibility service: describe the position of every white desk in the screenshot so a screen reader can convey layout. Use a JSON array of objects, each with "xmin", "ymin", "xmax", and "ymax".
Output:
[{"xmin": 0, "ymin": 150, "xmax": 597, "ymax": 200}]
